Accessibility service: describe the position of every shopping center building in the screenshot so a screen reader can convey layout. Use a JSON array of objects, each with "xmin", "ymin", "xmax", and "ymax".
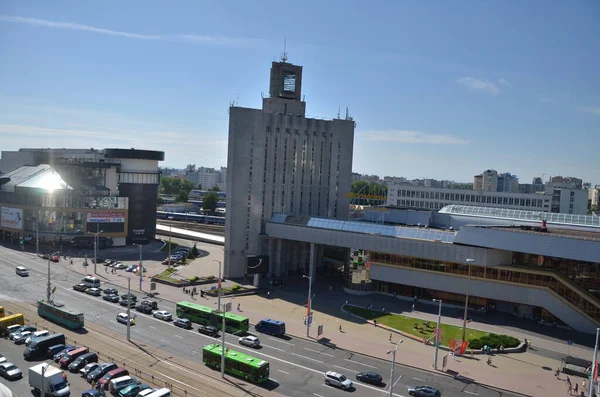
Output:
[{"xmin": 0, "ymin": 148, "xmax": 164, "ymax": 248}]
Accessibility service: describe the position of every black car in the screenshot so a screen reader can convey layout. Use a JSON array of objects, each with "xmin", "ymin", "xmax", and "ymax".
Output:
[
  {"xmin": 140, "ymin": 300, "xmax": 158, "ymax": 310},
  {"xmin": 73, "ymin": 283, "xmax": 89, "ymax": 292},
  {"xmin": 103, "ymin": 288, "xmax": 118, "ymax": 295},
  {"xmin": 408, "ymin": 386, "xmax": 441, "ymax": 397},
  {"xmin": 47, "ymin": 344, "xmax": 74, "ymax": 359},
  {"xmin": 87, "ymin": 362, "xmax": 118, "ymax": 382},
  {"xmin": 82, "ymin": 389, "xmax": 106, "ymax": 397},
  {"xmin": 119, "ymin": 299, "xmax": 136, "ymax": 308},
  {"xmin": 103, "ymin": 294, "xmax": 120, "ymax": 303},
  {"xmin": 198, "ymin": 325, "xmax": 219, "ymax": 337},
  {"xmin": 121, "ymin": 293, "xmax": 137, "ymax": 302},
  {"xmin": 173, "ymin": 318, "xmax": 192, "ymax": 329},
  {"xmin": 135, "ymin": 304, "xmax": 153, "ymax": 314},
  {"xmin": 68, "ymin": 352, "xmax": 98, "ymax": 372},
  {"xmin": 356, "ymin": 371, "xmax": 383, "ymax": 385}
]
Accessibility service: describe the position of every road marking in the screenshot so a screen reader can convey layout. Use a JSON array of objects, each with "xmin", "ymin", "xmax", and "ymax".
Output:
[
  {"xmin": 333, "ymin": 365, "xmax": 347, "ymax": 371},
  {"xmin": 175, "ymin": 335, "xmax": 183, "ymax": 339},
  {"xmin": 268, "ymin": 337, "xmax": 295, "ymax": 346},
  {"xmin": 270, "ymin": 378, "xmax": 280, "ymax": 384},
  {"xmin": 262, "ymin": 344, "xmax": 285, "ymax": 352},
  {"xmin": 291, "ymin": 352, "xmax": 324, "ymax": 363},
  {"xmin": 278, "ymin": 370, "xmax": 290, "ymax": 375},
  {"xmin": 413, "ymin": 377, "xmax": 425, "ymax": 381},
  {"xmin": 464, "ymin": 392, "xmax": 479, "ymax": 396},
  {"xmin": 160, "ymin": 338, "xmax": 167, "ymax": 342},
  {"xmin": 303, "ymin": 347, "xmax": 335, "ymax": 357},
  {"xmin": 149, "ymin": 325, "xmax": 156, "ymax": 329},
  {"xmin": 344, "ymin": 359, "xmax": 377, "ymax": 369},
  {"xmin": 313, "ymin": 394, "xmax": 324, "ymax": 397}
]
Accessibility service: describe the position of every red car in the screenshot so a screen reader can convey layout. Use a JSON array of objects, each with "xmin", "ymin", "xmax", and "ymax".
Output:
[{"xmin": 50, "ymin": 255, "xmax": 60, "ymax": 263}]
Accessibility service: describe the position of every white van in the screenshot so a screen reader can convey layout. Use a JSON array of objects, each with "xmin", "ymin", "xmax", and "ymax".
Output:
[
  {"xmin": 25, "ymin": 330, "xmax": 49, "ymax": 346},
  {"xmin": 82, "ymin": 276, "xmax": 101, "ymax": 288},
  {"xmin": 16, "ymin": 266, "xmax": 29, "ymax": 276},
  {"xmin": 146, "ymin": 388, "xmax": 172, "ymax": 397},
  {"xmin": 109, "ymin": 376, "xmax": 138, "ymax": 393},
  {"xmin": 136, "ymin": 389, "xmax": 155, "ymax": 397}
]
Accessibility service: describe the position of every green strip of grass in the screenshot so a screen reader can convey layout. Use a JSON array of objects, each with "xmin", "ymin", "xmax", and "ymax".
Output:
[{"xmin": 345, "ymin": 305, "xmax": 488, "ymax": 344}]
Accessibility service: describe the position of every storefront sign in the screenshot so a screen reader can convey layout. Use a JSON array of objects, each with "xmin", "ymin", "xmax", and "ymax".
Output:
[
  {"xmin": 1, "ymin": 207, "xmax": 23, "ymax": 230},
  {"xmin": 133, "ymin": 229, "xmax": 146, "ymax": 235},
  {"xmin": 87, "ymin": 212, "xmax": 125, "ymax": 223}
]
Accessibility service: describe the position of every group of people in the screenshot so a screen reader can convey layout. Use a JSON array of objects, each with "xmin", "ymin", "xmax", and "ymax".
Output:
[
  {"xmin": 183, "ymin": 286, "xmax": 204, "ymax": 298},
  {"xmin": 564, "ymin": 375, "xmax": 585, "ymax": 395}
]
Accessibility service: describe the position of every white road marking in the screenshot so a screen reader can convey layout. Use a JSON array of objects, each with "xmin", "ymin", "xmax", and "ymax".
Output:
[
  {"xmin": 464, "ymin": 392, "xmax": 479, "ymax": 396},
  {"xmin": 412, "ymin": 377, "xmax": 425, "ymax": 381},
  {"xmin": 313, "ymin": 394, "xmax": 324, "ymax": 397},
  {"xmin": 175, "ymin": 335, "xmax": 183, "ymax": 339},
  {"xmin": 268, "ymin": 337, "xmax": 295, "ymax": 346},
  {"xmin": 344, "ymin": 359, "xmax": 377, "ymax": 369},
  {"xmin": 160, "ymin": 338, "xmax": 167, "ymax": 342},
  {"xmin": 149, "ymin": 325, "xmax": 156, "ymax": 329},
  {"xmin": 262, "ymin": 344, "xmax": 285, "ymax": 352},
  {"xmin": 278, "ymin": 370, "xmax": 290, "ymax": 375},
  {"xmin": 291, "ymin": 352, "xmax": 324, "ymax": 363},
  {"xmin": 333, "ymin": 364, "xmax": 347, "ymax": 371},
  {"xmin": 320, "ymin": 352, "xmax": 335, "ymax": 357}
]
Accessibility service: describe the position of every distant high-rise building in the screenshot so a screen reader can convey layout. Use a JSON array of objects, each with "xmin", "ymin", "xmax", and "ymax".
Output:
[
  {"xmin": 532, "ymin": 177, "xmax": 545, "ymax": 192},
  {"xmin": 473, "ymin": 169, "xmax": 498, "ymax": 192},
  {"xmin": 550, "ymin": 176, "xmax": 583, "ymax": 189}
]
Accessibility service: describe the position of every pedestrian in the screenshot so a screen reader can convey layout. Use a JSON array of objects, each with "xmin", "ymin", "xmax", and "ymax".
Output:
[
  {"xmin": 70, "ymin": 259, "xmax": 73, "ymax": 266},
  {"xmin": 105, "ymin": 266, "xmax": 108, "ymax": 273},
  {"xmin": 339, "ymin": 324, "xmax": 342, "ymax": 332},
  {"xmin": 412, "ymin": 304, "xmax": 415, "ymax": 312},
  {"xmin": 555, "ymin": 367, "xmax": 560, "ymax": 378},
  {"xmin": 237, "ymin": 303, "xmax": 241, "ymax": 311},
  {"xmin": 487, "ymin": 356, "xmax": 492, "ymax": 366},
  {"xmin": 389, "ymin": 333, "xmax": 392, "ymax": 342},
  {"xmin": 582, "ymin": 379, "xmax": 586, "ymax": 390},
  {"xmin": 373, "ymin": 320, "xmax": 377, "ymax": 327},
  {"xmin": 567, "ymin": 383, "xmax": 572, "ymax": 394},
  {"xmin": 267, "ymin": 291, "xmax": 270, "ymax": 299},
  {"xmin": 574, "ymin": 383, "xmax": 578, "ymax": 394}
]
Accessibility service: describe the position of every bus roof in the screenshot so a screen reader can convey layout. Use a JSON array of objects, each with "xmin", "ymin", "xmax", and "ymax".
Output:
[
  {"xmin": 38, "ymin": 300, "xmax": 83, "ymax": 315},
  {"xmin": 222, "ymin": 311, "xmax": 248, "ymax": 322},
  {"xmin": 0, "ymin": 313, "xmax": 23, "ymax": 323},
  {"xmin": 176, "ymin": 301, "xmax": 213, "ymax": 312},
  {"xmin": 203, "ymin": 344, "xmax": 267, "ymax": 368}
]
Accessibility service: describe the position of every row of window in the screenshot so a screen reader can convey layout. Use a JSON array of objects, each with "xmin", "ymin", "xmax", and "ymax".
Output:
[{"xmin": 393, "ymin": 189, "xmax": 548, "ymax": 207}]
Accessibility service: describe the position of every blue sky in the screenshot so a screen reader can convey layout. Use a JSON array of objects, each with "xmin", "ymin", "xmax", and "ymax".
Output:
[{"xmin": 1, "ymin": 1, "xmax": 599, "ymax": 184}]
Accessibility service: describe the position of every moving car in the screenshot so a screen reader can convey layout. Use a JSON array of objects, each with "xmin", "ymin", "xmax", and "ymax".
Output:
[
  {"xmin": 15, "ymin": 266, "xmax": 29, "ymax": 276},
  {"xmin": 104, "ymin": 288, "xmax": 118, "ymax": 295},
  {"xmin": 408, "ymin": 386, "xmax": 442, "ymax": 397},
  {"xmin": 104, "ymin": 259, "xmax": 115, "ymax": 266},
  {"xmin": 85, "ymin": 288, "xmax": 102, "ymax": 296},
  {"xmin": 0, "ymin": 362, "xmax": 23, "ymax": 380},
  {"xmin": 153, "ymin": 311, "xmax": 172, "ymax": 321},
  {"xmin": 356, "ymin": 371, "xmax": 383, "ymax": 385},
  {"xmin": 135, "ymin": 304, "xmax": 153, "ymax": 314},
  {"xmin": 324, "ymin": 371, "xmax": 353, "ymax": 390},
  {"xmin": 80, "ymin": 363, "xmax": 99, "ymax": 377},
  {"xmin": 238, "ymin": 336, "xmax": 260, "ymax": 348},
  {"xmin": 173, "ymin": 318, "xmax": 192, "ymax": 329},
  {"xmin": 120, "ymin": 299, "xmax": 136, "ymax": 308},
  {"xmin": 114, "ymin": 263, "xmax": 128, "ymax": 270},
  {"xmin": 140, "ymin": 300, "xmax": 158, "ymax": 310},
  {"xmin": 121, "ymin": 293, "xmax": 137, "ymax": 302},
  {"xmin": 125, "ymin": 265, "xmax": 137, "ymax": 272},
  {"xmin": 116, "ymin": 313, "xmax": 135, "ymax": 325},
  {"xmin": 197, "ymin": 325, "xmax": 218, "ymax": 337},
  {"xmin": 50, "ymin": 255, "xmax": 60, "ymax": 263},
  {"xmin": 103, "ymin": 294, "xmax": 120, "ymax": 303},
  {"xmin": 73, "ymin": 283, "xmax": 89, "ymax": 292}
]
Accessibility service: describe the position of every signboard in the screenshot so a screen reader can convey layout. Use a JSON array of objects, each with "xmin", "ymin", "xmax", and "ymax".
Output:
[
  {"xmin": 1, "ymin": 207, "xmax": 23, "ymax": 230},
  {"xmin": 317, "ymin": 324, "xmax": 323, "ymax": 337},
  {"xmin": 246, "ymin": 255, "xmax": 270, "ymax": 275},
  {"xmin": 87, "ymin": 212, "xmax": 125, "ymax": 223}
]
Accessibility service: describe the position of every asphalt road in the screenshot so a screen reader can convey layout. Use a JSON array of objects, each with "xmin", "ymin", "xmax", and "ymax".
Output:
[{"xmin": 0, "ymin": 244, "xmax": 523, "ymax": 397}]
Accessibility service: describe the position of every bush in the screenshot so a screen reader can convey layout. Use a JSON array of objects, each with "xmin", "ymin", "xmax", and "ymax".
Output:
[
  {"xmin": 231, "ymin": 284, "xmax": 241, "ymax": 291},
  {"xmin": 188, "ymin": 276, "xmax": 198, "ymax": 282},
  {"xmin": 469, "ymin": 333, "xmax": 520, "ymax": 350},
  {"xmin": 207, "ymin": 275, "xmax": 215, "ymax": 280}
]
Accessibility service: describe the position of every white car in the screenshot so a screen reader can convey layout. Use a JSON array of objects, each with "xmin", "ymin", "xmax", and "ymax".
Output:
[
  {"xmin": 324, "ymin": 371, "xmax": 353, "ymax": 390},
  {"xmin": 85, "ymin": 288, "xmax": 102, "ymax": 296},
  {"xmin": 13, "ymin": 331, "xmax": 32, "ymax": 344},
  {"xmin": 116, "ymin": 313, "xmax": 135, "ymax": 325},
  {"xmin": 15, "ymin": 266, "xmax": 29, "ymax": 276},
  {"xmin": 114, "ymin": 263, "xmax": 128, "ymax": 270},
  {"xmin": 0, "ymin": 354, "xmax": 6, "ymax": 364},
  {"xmin": 239, "ymin": 336, "xmax": 260, "ymax": 348},
  {"xmin": 25, "ymin": 330, "xmax": 49, "ymax": 346},
  {"xmin": 153, "ymin": 311, "xmax": 172, "ymax": 321}
]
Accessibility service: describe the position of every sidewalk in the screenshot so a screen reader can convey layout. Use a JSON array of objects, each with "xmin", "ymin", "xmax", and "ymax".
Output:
[{"xmin": 52, "ymin": 251, "xmax": 586, "ymax": 397}]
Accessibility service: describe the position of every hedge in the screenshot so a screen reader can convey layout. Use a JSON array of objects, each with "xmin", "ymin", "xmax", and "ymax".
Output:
[
  {"xmin": 232, "ymin": 284, "xmax": 241, "ymax": 291},
  {"xmin": 469, "ymin": 333, "xmax": 520, "ymax": 349}
]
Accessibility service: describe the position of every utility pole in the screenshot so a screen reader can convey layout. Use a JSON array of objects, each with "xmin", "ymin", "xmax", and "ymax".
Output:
[
  {"xmin": 126, "ymin": 277, "xmax": 131, "ymax": 341},
  {"xmin": 303, "ymin": 272, "xmax": 313, "ymax": 337},
  {"xmin": 214, "ymin": 260, "xmax": 222, "ymax": 312},
  {"xmin": 134, "ymin": 244, "xmax": 143, "ymax": 290},
  {"xmin": 387, "ymin": 339, "xmax": 403, "ymax": 397},
  {"xmin": 433, "ymin": 299, "xmax": 442, "ymax": 369},
  {"xmin": 462, "ymin": 258, "xmax": 475, "ymax": 342},
  {"xmin": 47, "ymin": 256, "xmax": 51, "ymax": 302},
  {"xmin": 221, "ymin": 297, "xmax": 234, "ymax": 379},
  {"xmin": 167, "ymin": 216, "xmax": 174, "ymax": 270},
  {"xmin": 89, "ymin": 224, "xmax": 103, "ymax": 275},
  {"xmin": 589, "ymin": 327, "xmax": 599, "ymax": 397}
]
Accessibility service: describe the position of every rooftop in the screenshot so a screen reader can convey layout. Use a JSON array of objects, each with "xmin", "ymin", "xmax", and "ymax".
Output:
[{"xmin": 0, "ymin": 165, "xmax": 72, "ymax": 193}]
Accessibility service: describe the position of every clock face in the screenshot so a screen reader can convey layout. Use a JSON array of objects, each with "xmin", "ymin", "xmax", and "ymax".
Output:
[{"xmin": 283, "ymin": 72, "xmax": 296, "ymax": 93}]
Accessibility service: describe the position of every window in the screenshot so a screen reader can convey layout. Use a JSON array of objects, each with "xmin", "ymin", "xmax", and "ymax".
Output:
[{"xmin": 283, "ymin": 72, "xmax": 296, "ymax": 92}]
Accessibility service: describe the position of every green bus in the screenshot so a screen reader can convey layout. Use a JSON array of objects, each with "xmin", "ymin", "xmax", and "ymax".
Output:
[
  {"xmin": 202, "ymin": 343, "xmax": 269, "ymax": 383},
  {"xmin": 175, "ymin": 301, "xmax": 249, "ymax": 334},
  {"xmin": 37, "ymin": 300, "xmax": 84, "ymax": 330}
]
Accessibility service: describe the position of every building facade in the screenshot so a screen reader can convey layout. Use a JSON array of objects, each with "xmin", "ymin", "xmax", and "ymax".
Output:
[
  {"xmin": 0, "ymin": 148, "xmax": 164, "ymax": 246},
  {"xmin": 225, "ymin": 59, "xmax": 355, "ymax": 278}
]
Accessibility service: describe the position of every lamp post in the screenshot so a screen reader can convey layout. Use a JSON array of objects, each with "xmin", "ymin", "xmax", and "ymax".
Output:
[
  {"xmin": 213, "ymin": 260, "xmax": 222, "ymax": 313},
  {"xmin": 134, "ymin": 243, "xmax": 143, "ymax": 290},
  {"xmin": 303, "ymin": 274, "xmax": 312, "ymax": 337},
  {"xmin": 462, "ymin": 258, "xmax": 475, "ymax": 342},
  {"xmin": 47, "ymin": 256, "xmax": 52, "ymax": 303},
  {"xmin": 589, "ymin": 327, "xmax": 599, "ymax": 397},
  {"xmin": 119, "ymin": 275, "xmax": 133, "ymax": 341},
  {"xmin": 27, "ymin": 217, "xmax": 39, "ymax": 257},
  {"xmin": 41, "ymin": 363, "xmax": 49, "ymax": 397},
  {"xmin": 433, "ymin": 299, "xmax": 443, "ymax": 369},
  {"xmin": 167, "ymin": 216, "xmax": 174, "ymax": 270},
  {"xmin": 88, "ymin": 224, "xmax": 103, "ymax": 275},
  {"xmin": 387, "ymin": 339, "xmax": 403, "ymax": 397},
  {"xmin": 220, "ymin": 296, "xmax": 235, "ymax": 379}
]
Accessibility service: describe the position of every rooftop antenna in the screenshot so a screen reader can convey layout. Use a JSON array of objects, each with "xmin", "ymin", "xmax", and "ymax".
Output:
[
  {"xmin": 281, "ymin": 38, "xmax": 288, "ymax": 62},
  {"xmin": 337, "ymin": 106, "xmax": 341, "ymax": 119}
]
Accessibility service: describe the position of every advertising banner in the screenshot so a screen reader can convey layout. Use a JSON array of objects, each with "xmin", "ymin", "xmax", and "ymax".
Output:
[
  {"xmin": 1, "ymin": 207, "xmax": 23, "ymax": 230},
  {"xmin": 86, "ymin": 212, "xmax": 125, "ymax": 223}
]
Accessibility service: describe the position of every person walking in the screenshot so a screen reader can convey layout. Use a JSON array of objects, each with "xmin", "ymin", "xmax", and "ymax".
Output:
[
  {"xmin": 339, "ymin": 324, "xmax": 342, "ymax": 332},
  {"xmin": 389, "ymin": 333, "xmax": 392, "ymax": 342},
  {"xmin": 267, "ymin": 291, "xmax": 271, "ymax": 300},
  {"xmin": 237, "ymin": 303, "xmax": 241, "ymax": 311},
  {"xmin": 574, "ymin": 383, "xmax": 578, "ymax": 394},
  {"xmin": 582, "ymin": 379, "xmax": 586, "ymax": 390}
]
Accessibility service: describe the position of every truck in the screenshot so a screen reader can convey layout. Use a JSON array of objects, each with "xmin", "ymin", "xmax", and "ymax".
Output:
[
  {"xmin": 24, "ymin": 333, "xmax": 66, "ymax": 360},
  {"xmin": 29, "ymin": 363, "xmax": 71, "ymax": 397},
  {"xmin": 0, "ymin": 313, "xmax": 25, "ymax": 336}
]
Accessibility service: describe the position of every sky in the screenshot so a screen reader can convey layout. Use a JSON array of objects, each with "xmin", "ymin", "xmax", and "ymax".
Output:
[{"xmin": 0, "ymin": 1, "xmax": 599, "ymax": 185}]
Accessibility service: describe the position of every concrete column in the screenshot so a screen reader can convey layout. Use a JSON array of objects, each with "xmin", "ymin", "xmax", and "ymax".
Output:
[
  {"xmin": 268, "ymin": 239, "xmax": 274, "ymax": 277},
  {"xmin": 275, "ymin": 239, "xmax": 282, "ymax": 277},
  {"xmin": 309, "ymin": 243, "xmax": 315, "ymax": 279}
]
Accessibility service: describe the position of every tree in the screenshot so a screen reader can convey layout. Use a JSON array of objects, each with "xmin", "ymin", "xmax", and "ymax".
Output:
[
  {"xmin": 176, "ymin": 190, "xmax": 189, "ymax": 203},
  {"xmin": 191, "ymin": 243, "xmax": 199, "ymax": 258},
  {"xmin": 157, "ymin": 197, "xmax": 165, "ymax": 205},
  {"xmin": 159, "ymin": 177, "xmax": 195, "ymax": 195},
  {"xmin": 210, "ymin": 185, "xmax": 221, "ymax": 192},
  {"xmin": 203, "ymin": 192, "xmax": 218, "ymax": 212},
  {"xmin": 197, "ymin": 183, "xmax": 202, "ymax": 190}
]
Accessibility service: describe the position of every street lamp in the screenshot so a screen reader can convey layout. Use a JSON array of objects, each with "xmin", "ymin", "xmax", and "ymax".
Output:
[
  {"xmin": 387, "ymin": 339, "xmax": 403, "ymax": 397},
  {"xmin": 589, "ymin": 327, "xmax": 599, "ymax": 397},
  {"xmin": 87, "ymin": 224, "xmax": 103, "ymax": 275},
  {"xmin": 119, "ymin": 275, "xmax": 133, "ymax": 341},
  {"xmin": 167, "ymin": 216, "xmax": 174, "ymax": 270},
  {"xmin": 27, "ymin": 217, "xmax": 39, "ymax": 257},
  {"xmin": 220, "ymin": 296, "xmax": 235, "ymax": 379},
  {"xmin": 134, "ymin": 243, "xmax": 143, "ymax": 290},
  {"xmin": 46, "ymin": 255, "xmax": 52, "ymax": 303},
  {"xmin": 432, "ymin": 299, "xmax": 443, "ymax": 369},
  {"xmin": 462, "ymin": 258, "xmax": 475, "ymax": 342},
  {"xmin": 213, "ymin": 260, "xmax": 222, "ymax": 313},
  {"xmin": 303, "ymin": 274, "xmax": 312, "ymax": 337}
]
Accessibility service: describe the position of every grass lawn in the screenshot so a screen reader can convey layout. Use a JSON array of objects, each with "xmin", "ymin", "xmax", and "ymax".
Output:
[
  {"xmin": 345, "ymin": 305, "xmax": 488, "ymax": 344},
  {"xmin": 160, "ymin": 241, "xmax": 179, "ymax": 252}
]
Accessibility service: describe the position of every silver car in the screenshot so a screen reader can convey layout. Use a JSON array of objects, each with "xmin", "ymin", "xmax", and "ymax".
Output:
[
  {"xmin": 0, "ymin": 362, "xmax": 22, "ymax": 380},
  {"xmin": 153, "ymin": 311, "xmax": 172, "ymax": 321}
]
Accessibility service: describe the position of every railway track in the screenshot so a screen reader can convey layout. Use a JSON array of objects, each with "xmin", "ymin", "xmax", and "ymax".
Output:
[{"xmin": 156, "ymin": 220, "xmax": 225, "ymax": 235}]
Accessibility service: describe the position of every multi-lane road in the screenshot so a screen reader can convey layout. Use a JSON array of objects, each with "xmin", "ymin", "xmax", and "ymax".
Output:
[{"xmin": 0, "ymin": 243, "xmax": 522, "ymax": 397}]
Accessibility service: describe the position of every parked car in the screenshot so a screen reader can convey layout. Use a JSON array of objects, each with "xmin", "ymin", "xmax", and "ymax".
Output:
[
  {"xmin": 140, "ymin": 300, "xmax": 158, "ymax": 310},
  {"xmin": 85, "ymin": 288, "xmax": 102, "ymax": 297},
  {"xmin": 407, "ymin": 386, "xmax": 441, "ymax": 397},
  {"xmin": 103, "ymin": 294, "xmax": 120, "ymax": 303},
  {"xmin": 239, "ymin": 336, "xmax": 260, "ymax": 348},
  {"xmin": 82, "ymin": 389, "xmax": 105, "ymax": 397},
  {"xmin": 80, "ymin": 363, "xmax": 100, "ymax": 377},
  {"xmin": 198, "ymin": 325, "xmax": 218, "ymax": 337},
  {"xmin": 47, "ymin": 344, "xmax": 73, "ymax": 359},
  {"xmin": 54, "ymin": 346, "xmax": 76, "ymax": 362},
  {"xmin": 119, "ymin": 383, "xmax": 150, "ymax": 397},
  {"xmin": 121, "ymin": 293, "xmax": 137, "ymax": 301},
  {"xmin": 13, "ymin": 331, "xmax": 32, "ymax": 345},
  {"xmin": 87, "ymin": 363, "xmax": 118, "ymax": 383},
  {"xmin": 356, "ymin": 371, "xmax": 383, "ymax": 385},
  {"xmin": 173, "ymin": 318, "xmax": 192, "ymax": 329},
  {"xmin": 104, "ymin": 288, "xmax": 118, "ymax": 295},
  {"xmin": 0, "ymin": 362, "xmax": 22, "ymax": 380},
  {"xmin": 135, "ymin": 304, "xmax": 153, "ymax": 314},
  {"xmin": 73, "ymin": 283, "xmax": 89, "ymax": 292},
  {"xmin": 69, "ymin": 352, "xmax": 99, "ymax": 372},
  {"xmin": 114, "ymin": 263, "xmax": 128, "ymax": 270},
  {"xmin": 153, "ymin": 311, "xmax": 172, "ymax": 321},
  {"xmin": 50, "ymin": 255, "xmax": 60, "ymax": 263},
  {"xmin": 120, "ymin": 299, "xmax": 136, "ymax": 308},
  {"xmin": 104, "ymin": 259, "xmax": 115, "ymax": 266},
  {"xmin": 9, "ymin": 325, "xmax": 36, "ymax": 340},
  {"xmin": 25, "ymin": 330, "xmax": 50, "ymax": 346},
  {"xmin": 0, "ymin": 354, "xmax": 6, "ymax": 364},
  {"xmin": 324, "ymin": 371, "xmax": 353, "ymax": 390}
]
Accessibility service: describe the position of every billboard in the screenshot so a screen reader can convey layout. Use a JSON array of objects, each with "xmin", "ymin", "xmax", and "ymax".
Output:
[
  {"xmin": 246, "ymin": 255, "xmax": 270, "ymax": 275},
  {"xmin": 87, "ymin": 212, "xmax": 126, "ymax": 223},
  {"xmin": 1, "ymin": 207, "xmax": 23, "ymax": 230}
]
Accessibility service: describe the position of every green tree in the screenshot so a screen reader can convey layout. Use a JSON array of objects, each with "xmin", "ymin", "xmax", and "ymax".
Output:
[
  {"xmin": 159, "ymin": 177, "xmax": 182, "ymax": 195},
  {"xmin": 157, "ymin": 197, "xmax": 165, "ymax": 205},
  {"xmin": 191, "ymin": 243, "xmax": 199, "ymax": 258},
  {"xmin": 197, "ymin": 183, "xmax": 202, "ymax": 190},
  {"xmin": 203, "ymin": 192, "xmax": 218, "ymax": 212},
  {"xmin": 351, "ymin": 180, "xmax": 368, "ymax": 194},
  {"xmin": 176, "ymin": 190, "xmax": 189, "ymax": 203},
  {"xmin": 210, "ymin": 185, "xmax": 221, "ymax": 192},
  {"xmin": 181, "ymin": 179, "xmax": 195, "ymax": 194}
]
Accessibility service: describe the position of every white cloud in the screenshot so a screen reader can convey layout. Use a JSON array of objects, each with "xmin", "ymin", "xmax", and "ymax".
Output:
[
  {"xmin": 0, "ymin": 15, "xmax": 264, "ymax": 46},
  {"xmin": 361, "ymin": 130, "xmax": 471, "ymax": 145},
  {"xmin": 457, "ymin": 77, "xmax": 501, "ymax": 96},
  {"xmin": 497, "ymin": 78, "xmax": 513, "ymax": 88},
  {"xmin": 538, "ymin": 95, "xmax": 556, "ymax": 103},
  {"xmin": 579, "ymin": 106, "xmax": 600, "ymax": 116}
]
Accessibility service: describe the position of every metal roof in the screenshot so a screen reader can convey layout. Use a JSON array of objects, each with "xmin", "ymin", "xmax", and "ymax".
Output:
[{"xmin": 439, "ymin": 204, "xmax": 600, "ymax": 228}]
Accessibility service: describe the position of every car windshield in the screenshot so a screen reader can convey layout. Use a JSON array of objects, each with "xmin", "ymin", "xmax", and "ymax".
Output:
[
  {"xmin": 52, "ymin": 380, "xmax": 68, "ymax": 391},
  {"xmin": 5, "ymin": 365, "xmax": 17, "ymax": 371},
  {"xmin": 339, "ymin": 375, "xmax": 347, "ymax": 381}
]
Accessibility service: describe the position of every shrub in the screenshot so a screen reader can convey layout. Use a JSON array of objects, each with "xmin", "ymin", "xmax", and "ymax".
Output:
[
  {"xmin": 207, "ymin": 275, "xmax": 215, "ymax": 280},
  {"xmin": 469, "ymin": 333, "xmax": 520, "ymax": 349},
  {"xmin": 188, "ymin": 276, "xmax": 198, "ymax": 282},
  {"xmin": 231, "ymin": 284, "xmax": 241, "ymax": 291}
]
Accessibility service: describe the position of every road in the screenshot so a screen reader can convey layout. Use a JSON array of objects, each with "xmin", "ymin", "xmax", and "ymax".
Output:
[{"xmin": 0, "ymin": 243, "xmax": 523, "ymax": 397}]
